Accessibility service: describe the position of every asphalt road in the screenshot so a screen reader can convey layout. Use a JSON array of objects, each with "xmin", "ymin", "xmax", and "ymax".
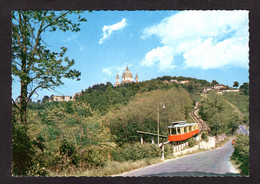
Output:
[
  {"xmin": 120, "ymin": 139, "xmax": 240, "ymax": 176},
  {"xmin": 239, "ymin": 125, "xmax": 249, "ymax": 135}
]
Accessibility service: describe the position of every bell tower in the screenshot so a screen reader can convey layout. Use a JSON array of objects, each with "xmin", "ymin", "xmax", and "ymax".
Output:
[
  {"xmin": 135, "ymin": 73, "xmax": 139, "ymax": 83},
  {"xmin": 114, "ymin": 73, "xmax": 120, "ymax": 87}
]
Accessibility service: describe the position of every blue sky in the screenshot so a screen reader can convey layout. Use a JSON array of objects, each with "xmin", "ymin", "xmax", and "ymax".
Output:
[{"xmin": 12, "ymin": 10, "xmax": 249, "ymax": 101}]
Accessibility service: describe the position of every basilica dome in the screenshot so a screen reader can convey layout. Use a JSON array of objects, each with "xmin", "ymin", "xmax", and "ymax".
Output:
[
  {"xmin": 121, "ymin": 66, "xmax": 133, "ymax": 84},
  {"xmin": 122, "ymin": 66, "xmax": 133, "ymax": 78},
  {"xmin": 114, "ymin": 66, "xmax": 138, "ymax": 86}
]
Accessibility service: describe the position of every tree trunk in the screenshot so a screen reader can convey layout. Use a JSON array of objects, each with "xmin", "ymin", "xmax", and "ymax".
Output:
[{"xmin": 20, "ymin": 81, "xmax": 28, "ymax": 124}]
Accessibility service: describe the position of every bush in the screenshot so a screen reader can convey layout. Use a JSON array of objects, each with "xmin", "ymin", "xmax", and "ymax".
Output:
[
  {"xmin": 163, "ymin": 144, "xmax": 172, "ymax": 158},
  {"xmin": 231, "ymin": 134, "xmax": 249, "ymax": 176},
  {"xmin": 111, "ymin": 148, "xmax": 125, "ymax": 162},
  {"xmin": 59, "ymin": 140, "xmax": 79, "ymax": 166},
  {"xmin": 12, "ymin": 117, "xmax": 48, "ymax": 176},
  {"xmin": 188, "ymin": 137, "xmax": 196, "ymax": 147},
  {"xmin": 201, "ymin": 132, "xmax": 209, "ymax": 142},
  {"xmin": 111, "ymin": 143, "xmax": 160, "ymax": 162},
  {"xmin": 12, "ymin": 123, "xmax": 35, "ymax": 176},
  {"xmin": 81, "ymin": 146, "xmax": 109, "ymax": 168}
]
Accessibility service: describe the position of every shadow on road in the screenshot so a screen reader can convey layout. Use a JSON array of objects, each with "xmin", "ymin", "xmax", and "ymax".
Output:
[{"xmin": 142, "ymin": 171, "xmax": 242, "ymax": 177}]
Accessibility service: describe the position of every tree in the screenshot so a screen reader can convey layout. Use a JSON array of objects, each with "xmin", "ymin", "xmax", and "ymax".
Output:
[
  {"xmin": 41, "ymin": 95, "xmax": 49, "ymax": 104},
  {"xmin": 12, "ymin": 10, "xmax": 87, "ymax": 124},
  {"xmin": 239, "ymin": 82, "xmax": 249, "ymax": 95},
  {"xmin": 211, "ymin": 80, "xmax": 219, "ymax": 86},
  {"xmin": 233, "ymin": 81, "xmax": 239, "ymax": 88}
]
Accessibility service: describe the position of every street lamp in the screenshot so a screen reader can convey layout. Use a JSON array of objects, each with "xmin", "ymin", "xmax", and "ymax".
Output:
[{"xmin": 157, "ymin": 102, "xmax": 166, "ymax": 146}]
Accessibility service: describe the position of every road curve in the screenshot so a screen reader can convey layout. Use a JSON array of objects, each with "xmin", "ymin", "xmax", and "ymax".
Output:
[
  {"xmin": 239, "ymin": 125, "xmax": 249, "ymax": 135},
  {"xmin": 120, "ymin": 139, "xmax": 240, "ymax": 177}
]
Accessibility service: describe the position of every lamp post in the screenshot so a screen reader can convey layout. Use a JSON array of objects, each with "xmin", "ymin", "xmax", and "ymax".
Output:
[{"xmin": 157, "ymin": 102, "xmax": 166, "ymax": 146}]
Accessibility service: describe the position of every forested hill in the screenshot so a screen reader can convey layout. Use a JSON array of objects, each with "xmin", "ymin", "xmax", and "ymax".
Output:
[{"xmin": 73, "ymin": 76, "xmax": 212, "ymax": 115}]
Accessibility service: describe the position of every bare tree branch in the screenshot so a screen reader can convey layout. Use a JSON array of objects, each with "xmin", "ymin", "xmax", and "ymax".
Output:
[
  {"xmin": 27, "ymin": 85, "xmax": 43, "ymax": 102},
  {"xmin": 12, "ymin": 98, "xmax": 21, "ymax": 112},
  {"xmin": 13, "ymin": 61, "xmax": 22, "ymax": 68}
]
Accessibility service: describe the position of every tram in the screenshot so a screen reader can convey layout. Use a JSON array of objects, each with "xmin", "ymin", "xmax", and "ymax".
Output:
[{"xmin": 168, "ymin": 121, "xmax": 199, "ymax": 142}]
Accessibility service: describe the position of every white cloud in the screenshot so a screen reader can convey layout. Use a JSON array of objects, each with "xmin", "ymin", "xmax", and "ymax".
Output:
[
  {"xmin": 141, "ymin": 46, "xmax": 175, "ymax": 71},
  {"xmin": 183, "ymin": 37, "xmax": 248, "ymax": 69},
  {"xmin": 99, "ymin": 18, "xmax": 127, "ymax": 44},
  {"xmin": 142, "ymin": 11, "xmax": 249, "ymax": 70},
  {"xmin": 102, "ymin": 63, "xmax": 132, "ymax": 76}
]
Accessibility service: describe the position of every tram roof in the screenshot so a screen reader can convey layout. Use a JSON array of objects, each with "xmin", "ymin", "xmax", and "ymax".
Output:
[{"xmin": 168, "ymin": 122, "xmax": 197, "ymax": 128}]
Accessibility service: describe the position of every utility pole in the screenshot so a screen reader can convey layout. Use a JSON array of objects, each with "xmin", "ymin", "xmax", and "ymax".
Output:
[
  {"xmin": 157, "ymin": 102, "xmax": 166, "ymax": 146},
  {"xmin": 158, "ymin": 103, "xmax": 160, "ymax": 146}
]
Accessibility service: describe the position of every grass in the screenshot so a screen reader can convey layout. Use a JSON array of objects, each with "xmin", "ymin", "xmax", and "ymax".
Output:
[{"xmin": 48, "ymin": 158, "xmax": 162, "ymax": 177}]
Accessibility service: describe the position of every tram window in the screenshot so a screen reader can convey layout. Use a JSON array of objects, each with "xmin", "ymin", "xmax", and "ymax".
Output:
[
  {"xmin": 173, "ymin": 128, "xmax": 177, "ymax": 135},
  {"xmin": 177, "ymin": 127, "xmax": 181, "ymax": 135},
  {"xmin": 184, "ymin": 127, "xmax": 187, "ymax": 133}
]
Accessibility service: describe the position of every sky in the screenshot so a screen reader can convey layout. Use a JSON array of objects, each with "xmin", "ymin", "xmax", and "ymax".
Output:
[{"xmin": 12, "ymin": 10, "xmax": 249, "ymax": 101}]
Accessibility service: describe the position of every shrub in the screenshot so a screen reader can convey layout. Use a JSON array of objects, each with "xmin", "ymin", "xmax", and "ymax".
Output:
[
  {"xmin": 59, "ymin": 140, "xmax": 79, "ymax": 166},
  {"xmin": 163, "ymin": 144, "xmax": 172, "ymax": 158},
  {"xmin": 81, "ymin": 146, "xmax": 109, "ymax": 168},
  {"xmin": 201, "ymin": 132, "xmax": 209, "ymax": 142},
  {"xmin": 111, "ymin": 148, "xmax": 125, "ymax": 162},
  {"xmin": 12, "ymin": 123, "xmax": 35, "ymax": 176},
  {"xmin": 188, "ymin": 137, "xmax": 196, "ymax": 147},
  {"xmin": 12, "ymin": 117, "xmax": 48, "ymax": 176},
  {"xmin": 112, "ymin": 143, "xmax": 160, "ymax": 162},
  {"xmin": 231, "ymin": 134, "xmax": 249, "ymax": 176}
]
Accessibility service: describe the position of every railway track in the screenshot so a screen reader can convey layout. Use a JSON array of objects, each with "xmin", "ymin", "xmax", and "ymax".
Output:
[{"xmin": 189, "ymin": 105, "xmax": 210, "ymax": 132}]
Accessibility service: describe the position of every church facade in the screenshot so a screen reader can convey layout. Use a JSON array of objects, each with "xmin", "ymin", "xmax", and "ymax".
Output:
[{"xmin": 114, "ymin": 66, "xmax": 138, "ymax": 87}]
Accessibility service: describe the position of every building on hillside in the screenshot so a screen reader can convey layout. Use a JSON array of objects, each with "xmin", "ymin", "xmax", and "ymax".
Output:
[
  {"xmin": 169, "ymin": 80, "xmax": 190, "ymax": 84},
  {"xmin": 203, "ymin": 87, "xmax": 213, "ymax": 93},
  {"xmin": 49, "ymin": 95, "xmax": 72, "ymax": 102},
  {"xmin": 178, "ymin": 80, "xmax": 190, "ymax": 84},
  {"xmin": 213, "ymin": 84, "xmax": 226, "ymax": 90},
  {"xmin": 170, "ymin": 79, "xmax": 178, "ymax": 83},
  {"xmin": 114, "ymin": 66, "xmax": 138, "ymax": 87},
  {"xmin": 222, "ymin": 89, "xmax": 240, "ymax": 93}
]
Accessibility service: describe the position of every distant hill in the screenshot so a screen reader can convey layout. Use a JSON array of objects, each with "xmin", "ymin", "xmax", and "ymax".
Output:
[{"xmin": 74, "ymin": 76, "xmax": 213, "ymax": 115}]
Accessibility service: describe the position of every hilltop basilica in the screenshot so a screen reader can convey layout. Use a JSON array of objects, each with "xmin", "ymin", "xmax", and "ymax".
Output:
[{"xmin": 114, "ymin": 66, "xmax": 138, "ymax": 87}]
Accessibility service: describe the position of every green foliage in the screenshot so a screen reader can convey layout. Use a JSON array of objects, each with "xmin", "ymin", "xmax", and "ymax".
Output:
[
  {"xmin": 188, "ymin": 137, "xmax": 196, "ymax": 147},
  {"xmin": 211, "ymin": 80, "xmax": 219, "ymax": 86},
  {"xmin": 201, "ymin": 132, "xmax": 209, "ymax": 142},
  {"xmin": 199, "ymin": 93, "xmax": 241, "ymax": 135},
  {"xmin": 223, "ymin": 92, "xmax": 249, "ymax": 124},
  {"xmin": 111, "ymin": 143, "xmax": 160, "ymax": 162},
  {"xmin": 106, "ymin": 88, "xmax": 193, "ymax": 145},
  {"xmin": 81, "ymin": 146, "xmax": 109, "ymax": 168},
  {"xmin": 239, "ymin": 82, "xmax": 249, "ymax": 96},
  {"xmin": 12, "ymin": 122, "xmax": 35, "ymax": 175},
  {"xmin": 12, "ymin": 108, "xmax": 48, "ymax": 176},
  {"xmin": 76, "ymin": 76, "xmax": 210, "ymax": 115},
  {"xmin": 231, "ymin": 134, "xmax": 249, "ymax": 176},
  {"xmin": 59, "ymin": 140, "xmax": 79, "ymax": 165},
  {"xmin": 163, "ymin": 144, "xmax": 172, "ymax": 158},
  {"xmin": 12, "ymin": 10, "xmax": 86, "ymax": 124},
  {"xmin": 233, "ymin": 81, "xmax": 239, "ymax": 88},
  {"xmin": 15, "ymin": 74, "xmax": 234, "ymax": 175}
]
